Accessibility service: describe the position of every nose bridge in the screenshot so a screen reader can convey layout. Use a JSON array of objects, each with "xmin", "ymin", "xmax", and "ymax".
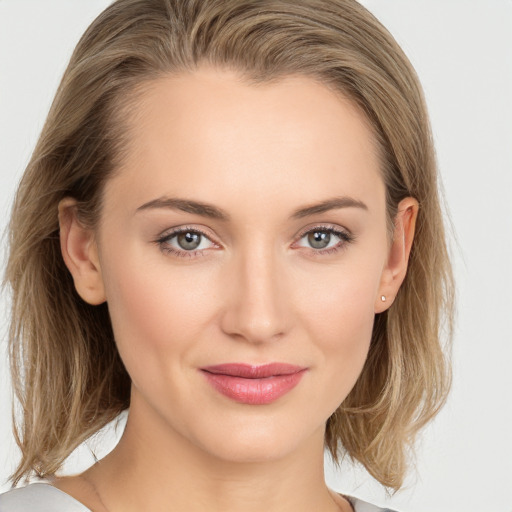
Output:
[{"xmin": 221, "ymin": 238, "xmax": 289, "ymax": 344}]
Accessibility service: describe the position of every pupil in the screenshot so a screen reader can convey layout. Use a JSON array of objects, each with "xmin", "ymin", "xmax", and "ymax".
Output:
[
  {"xmin": 178, "ymin": 232, "xmax": 201, "ymax": 250},
  {"xmin": 308, "ymin": 231, "xmax": 330, "ymax": 249}
]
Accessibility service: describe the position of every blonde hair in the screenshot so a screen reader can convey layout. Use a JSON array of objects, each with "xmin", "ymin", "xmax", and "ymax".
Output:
[{"xmin": 5, "ymin": 0, "xmax": 454, "ymax": 489}]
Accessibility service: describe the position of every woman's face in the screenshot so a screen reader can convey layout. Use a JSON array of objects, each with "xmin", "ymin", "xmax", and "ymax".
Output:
[{"xmin": 83, "ymin": 67, "xmax": 404, "ymax": 462}]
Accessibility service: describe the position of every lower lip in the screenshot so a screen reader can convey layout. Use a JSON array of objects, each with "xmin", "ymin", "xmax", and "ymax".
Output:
[{"xmin": 201, "ymin": 370, "xmax": 307, "ymax": 405}]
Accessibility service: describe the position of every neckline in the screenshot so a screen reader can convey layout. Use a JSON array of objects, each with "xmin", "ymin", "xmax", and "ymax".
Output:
[{"xmin": 33, "ymin": 482, "xmax": 361, "ymax": 512}]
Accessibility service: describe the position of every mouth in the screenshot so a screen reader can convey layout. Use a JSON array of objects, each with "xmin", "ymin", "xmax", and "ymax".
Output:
[{"xmin": 200, "ymin": 363, "xmax": 308, "ymax": 405}]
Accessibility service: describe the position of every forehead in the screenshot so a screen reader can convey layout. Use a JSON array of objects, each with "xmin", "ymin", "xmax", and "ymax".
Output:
[{"xmin": 105, "ymin": 67, "xmax": 384, "ymax": 216}]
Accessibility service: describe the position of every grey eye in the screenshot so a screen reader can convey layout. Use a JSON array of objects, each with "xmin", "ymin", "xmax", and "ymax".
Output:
[
  {"xmin": 177, "ymin": 231, "xmax": 202, "ymax": 250},
  {"xmin": 307, "ymin": 231, "xmax": 331, "ymax": 249}
]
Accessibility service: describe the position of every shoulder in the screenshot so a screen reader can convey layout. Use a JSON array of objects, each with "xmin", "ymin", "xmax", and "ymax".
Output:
[
  {"xmin": 0, "ymin": 483, "xmax": 91, "ymax": 512},
  {"xmin": 347, "ymin": 495, "xmax": 399, "ymax": 512},
  {"xmin": 1, "ymin": 484, "xmax": 398, "ymax": 512}
]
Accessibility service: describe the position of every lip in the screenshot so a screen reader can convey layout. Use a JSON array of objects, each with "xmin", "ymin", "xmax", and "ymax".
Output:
[{"xmin": 200, "ymin": 363, "xmax": 308, "ymax": 405}]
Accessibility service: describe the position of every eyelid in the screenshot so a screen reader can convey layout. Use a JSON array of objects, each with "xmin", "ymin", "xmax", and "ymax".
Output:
[
  {"xmin": 154, "ymin": 223, "xmax": 354, "ymax": 258},
  {"xmin": 291, "ymin": 223, "xmax": 355, "ymax": 256},
  {"xmin": 294, "ymin": 222, "xmax": 353, "ymax": 240},
  {"xmin": 155, "ymin": 225, "xmax": 221, "ymax": 256},
  {"xmin": 158, "ymin": 224, "xmax": 222, "ymax": 243}
]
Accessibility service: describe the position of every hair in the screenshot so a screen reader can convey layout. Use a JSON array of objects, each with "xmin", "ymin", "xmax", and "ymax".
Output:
[{"xmin": 5, "ymin": 0, "xmax": 454, "ymax": 490}]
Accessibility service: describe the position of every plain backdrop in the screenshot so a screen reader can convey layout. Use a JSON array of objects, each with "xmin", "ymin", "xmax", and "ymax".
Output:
[{"xmin": 0, "ymin": 1, "xmax": 511, "ymax": 511}]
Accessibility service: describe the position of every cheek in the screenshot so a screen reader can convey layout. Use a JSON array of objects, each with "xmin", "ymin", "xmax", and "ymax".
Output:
[
  {"xmin": 100, "ymin": 251, "xmax": 219, "ymax": 382},
  {"xmin": 294, "ymin": 259, "xmax": 381, "ymax": 404},
  {"xmin": 298, "ymin": 257, "xmax": 380, "ymax": 345}
]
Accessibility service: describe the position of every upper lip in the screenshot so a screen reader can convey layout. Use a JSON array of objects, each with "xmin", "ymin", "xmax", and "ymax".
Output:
[{"xmin": 200, "ymin": 363, "xmax": 307, "ymax": 379}]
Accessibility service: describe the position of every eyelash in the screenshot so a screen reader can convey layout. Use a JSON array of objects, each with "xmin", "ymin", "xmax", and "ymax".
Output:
[
  {"xmin": 295, "ymin": 224, "xmax": 355, "ymax": 256},
  {"xmin": 155, "ymin": 226, "xmax": 217, "ymax": 259},
  {"xmin": 154, "ymin": 224, "xmax": 355, "ymax": 259}
]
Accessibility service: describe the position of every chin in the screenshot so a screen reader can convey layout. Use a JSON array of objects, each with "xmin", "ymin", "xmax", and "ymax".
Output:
[
  {"xmin": 184, "ymin": 412, "xmax": 322, "ymax": 465},
  {"xmin": 202, "ymin": 435, "xmax": 301, "ymax": 464}
]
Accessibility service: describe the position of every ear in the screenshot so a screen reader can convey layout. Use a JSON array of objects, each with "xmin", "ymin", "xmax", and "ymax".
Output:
[
  {"xmin": 58, "ymin": 198, "xmax": 106, "ymax": 305},
  {"xmin": 374, "ymin": 197, "xmax": 419, "ymax": 313}
]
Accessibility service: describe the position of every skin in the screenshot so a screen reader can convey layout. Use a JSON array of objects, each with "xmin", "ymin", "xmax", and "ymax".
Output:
[{"xmin": 56, "ymin": 67, "xmax": 418, "ymax": 512}]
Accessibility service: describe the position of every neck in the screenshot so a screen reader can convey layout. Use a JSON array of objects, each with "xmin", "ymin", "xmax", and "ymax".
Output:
[{"xmin": 85, "ymin": 392, "xmax": 345, "ymax": 512}]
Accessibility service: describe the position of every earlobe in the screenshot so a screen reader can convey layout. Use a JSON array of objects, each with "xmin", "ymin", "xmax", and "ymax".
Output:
[
  {"xmin": 58, "ymin": 198, "xmax": 106, "ymax": 305},
  {"xmin": 375, "ymin": 197, "xmax": 418, "ymax": 313}
]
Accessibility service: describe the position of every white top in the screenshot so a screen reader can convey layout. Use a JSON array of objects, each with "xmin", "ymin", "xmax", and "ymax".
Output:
[{"xmin": 0, "ymin": 483, "xmax": 397, "ymax": 511}]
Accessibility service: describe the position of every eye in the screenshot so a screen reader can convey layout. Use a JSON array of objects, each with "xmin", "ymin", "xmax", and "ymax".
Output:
[
  {"xmin": 295, "ymin": 225, "xmax": 354, "ymax": 255},
  {"xmin": 155, "ymin": 227, "xmax": 217, "ymax": 258},
  {"xmin": 174, "ymin": 231, "xmax": 205, "ymax": 250},
  {"xmin": 305, "ymin": 230, "xmax": 335, "ymax": 250}
]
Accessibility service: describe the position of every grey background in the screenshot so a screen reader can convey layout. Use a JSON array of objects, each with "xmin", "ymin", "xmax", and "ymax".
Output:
[{"xmin": 1, "ymin": 1, "xmax": 511, "ymax": 511}]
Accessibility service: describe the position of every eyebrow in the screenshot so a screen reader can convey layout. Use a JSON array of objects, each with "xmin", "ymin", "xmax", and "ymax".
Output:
[
  {"xmin": 290, "ymin": 196, "xmax": 368, "ymax": 219},
  {"xmin": 136, "ymin": 195, "xmax": 368, "ymax": 221},
  {"xmin": 137, "ymin": 197, "xmax": 230, "ymax": 220}
]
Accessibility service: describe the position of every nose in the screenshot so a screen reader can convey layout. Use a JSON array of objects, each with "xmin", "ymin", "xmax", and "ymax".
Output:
[{"xmin": 219, "ymin": 243, "xmax": 291, "ymax": 344}]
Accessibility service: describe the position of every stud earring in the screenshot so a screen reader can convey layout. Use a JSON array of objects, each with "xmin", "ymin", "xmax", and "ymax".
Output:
[{"xmin": 381, "ymin": 295, "xmax": 386, "ymax": 302}]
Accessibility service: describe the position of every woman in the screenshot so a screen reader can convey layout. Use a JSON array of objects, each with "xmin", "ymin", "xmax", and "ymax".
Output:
[{"xmin": 0, "ymin": 0, "xmax": 453, "ymax": 511}]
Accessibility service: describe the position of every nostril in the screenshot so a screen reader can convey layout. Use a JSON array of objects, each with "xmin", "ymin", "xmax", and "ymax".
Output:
[{"xmin": 217, "ymin": 251, "xmax": 291, "ymax": 343}]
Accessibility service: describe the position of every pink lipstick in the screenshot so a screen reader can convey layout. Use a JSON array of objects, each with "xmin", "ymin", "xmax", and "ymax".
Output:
[{"xmin": 200, "ymin": 363, "xmax": 307, "ymax": 405}]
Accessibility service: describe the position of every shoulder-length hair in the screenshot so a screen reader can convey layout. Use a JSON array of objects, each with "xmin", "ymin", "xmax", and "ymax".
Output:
[{"xmin": 5, "ymin": 0, "xmax": 454, "ymax": 489}]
